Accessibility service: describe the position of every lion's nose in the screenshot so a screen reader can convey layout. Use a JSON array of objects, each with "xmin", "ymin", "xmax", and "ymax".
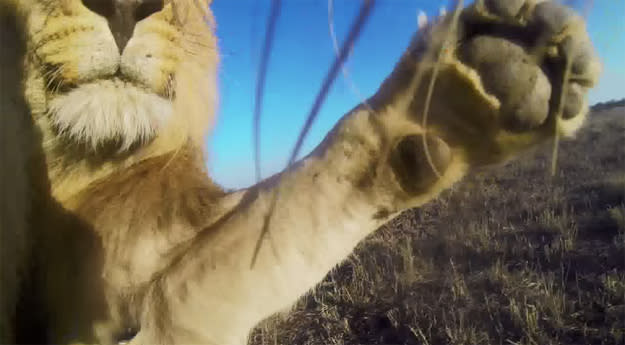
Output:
[{"xmin": 82, "ymin": 0, "xmax": 164, "ymax": 52}]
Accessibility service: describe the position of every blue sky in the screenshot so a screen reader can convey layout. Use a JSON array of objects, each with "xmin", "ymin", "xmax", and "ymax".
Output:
[{"xmin": 207, "ymin": 0, "xmax": 624, "ymax": 189}]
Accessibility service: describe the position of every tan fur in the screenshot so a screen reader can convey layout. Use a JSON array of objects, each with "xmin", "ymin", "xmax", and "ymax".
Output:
[{"xmin": 0, "ymin": 1, "xmax": 600, "ymax": 344}]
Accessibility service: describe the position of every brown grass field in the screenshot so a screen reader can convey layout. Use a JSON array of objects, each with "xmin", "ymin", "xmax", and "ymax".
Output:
[{"xmin": 249, "ymin": 106, "xmax": 625, "ymax": 345}]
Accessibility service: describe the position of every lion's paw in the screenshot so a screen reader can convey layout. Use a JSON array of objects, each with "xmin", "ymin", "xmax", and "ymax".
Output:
[
  {"xmin": 398, "ymin": 0, "xmax": 601, "ymax": 166},
  {"xmin": 462, "ymin": 0, "xmax": 600, "ymax": 130}
]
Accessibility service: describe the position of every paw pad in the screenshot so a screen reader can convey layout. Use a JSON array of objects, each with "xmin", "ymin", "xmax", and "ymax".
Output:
[
  {"xmin": 389, "ymin": 134, "xmax": 451, "ymax": 195},
  {"xmin": 460, "ymin": 36, "xmax": 551, "ymax": 131}
]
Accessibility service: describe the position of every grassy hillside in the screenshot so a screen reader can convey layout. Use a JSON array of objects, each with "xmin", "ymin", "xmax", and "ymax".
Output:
[{"xmin": 249, "ymin": 106, "xmax": 625, "ymax": 345}]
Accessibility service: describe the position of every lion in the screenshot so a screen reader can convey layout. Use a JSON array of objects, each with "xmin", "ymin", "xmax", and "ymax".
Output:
[{"xmin": 0, "ymin": 0, "xmax": 600, "ymax": 344}]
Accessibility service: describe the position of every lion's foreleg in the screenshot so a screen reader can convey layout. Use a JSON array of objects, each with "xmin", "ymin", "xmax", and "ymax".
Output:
[{"xmin": 132, "ymin": 100, "xmax": 468, "ymax": 344}]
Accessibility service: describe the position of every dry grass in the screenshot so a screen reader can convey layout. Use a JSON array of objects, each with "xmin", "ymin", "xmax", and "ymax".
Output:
[{"xmin": 248, "ymin": 106, "xmax": 625, "ymax": 345}]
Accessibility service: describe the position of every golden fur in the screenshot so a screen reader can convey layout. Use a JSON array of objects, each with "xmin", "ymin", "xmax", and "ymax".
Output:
[{"xmin": 0, "ymin": 0, "xmax": 600, "ymax": 344}]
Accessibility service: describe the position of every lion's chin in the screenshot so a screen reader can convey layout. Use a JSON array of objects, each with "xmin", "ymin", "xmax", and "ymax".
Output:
[{"xmin": 48, "ymin": 79, "xmax": 173, "ymax": 152}]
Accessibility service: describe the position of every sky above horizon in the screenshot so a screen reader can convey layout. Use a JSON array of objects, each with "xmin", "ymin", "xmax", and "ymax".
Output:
[{"xmin": 207, "ymin": 0, "xmax": 625, "ymax": 190}]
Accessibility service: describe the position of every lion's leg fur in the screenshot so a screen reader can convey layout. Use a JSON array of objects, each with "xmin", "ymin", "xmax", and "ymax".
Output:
[
  {"xmin": 129, "ymin": 52, "xmax": 523, "ymax": 345},
  {"xmin": 131, "ymin": 113, "xmax": 467, "ymax": 344}
]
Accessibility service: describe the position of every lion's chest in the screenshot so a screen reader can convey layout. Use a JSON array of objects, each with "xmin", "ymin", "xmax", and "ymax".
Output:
[{"xmin": 56, "ymin": 150, "xmax": 223, "ymax": 322}]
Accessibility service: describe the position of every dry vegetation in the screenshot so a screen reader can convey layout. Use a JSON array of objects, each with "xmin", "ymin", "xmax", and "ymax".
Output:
[{"xmin": 249, "ymin": 106, "xmax": 625, "ymax": 345}]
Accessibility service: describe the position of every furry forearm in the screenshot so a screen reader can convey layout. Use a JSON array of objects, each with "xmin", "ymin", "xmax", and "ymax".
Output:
[{"xmin": 136, "ymin": 103, "xmax": 469, "ymax": 344}]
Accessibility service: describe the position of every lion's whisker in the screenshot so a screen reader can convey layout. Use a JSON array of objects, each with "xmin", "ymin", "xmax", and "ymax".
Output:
[{"xmin": 252, "ymin": 0, "xmax": 282, "ymax": 185}]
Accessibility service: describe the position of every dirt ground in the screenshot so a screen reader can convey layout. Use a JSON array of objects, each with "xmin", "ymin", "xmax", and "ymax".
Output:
[{"xmin": 249, "ymin": 106, "xmax": 625, "ymax": 345}]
